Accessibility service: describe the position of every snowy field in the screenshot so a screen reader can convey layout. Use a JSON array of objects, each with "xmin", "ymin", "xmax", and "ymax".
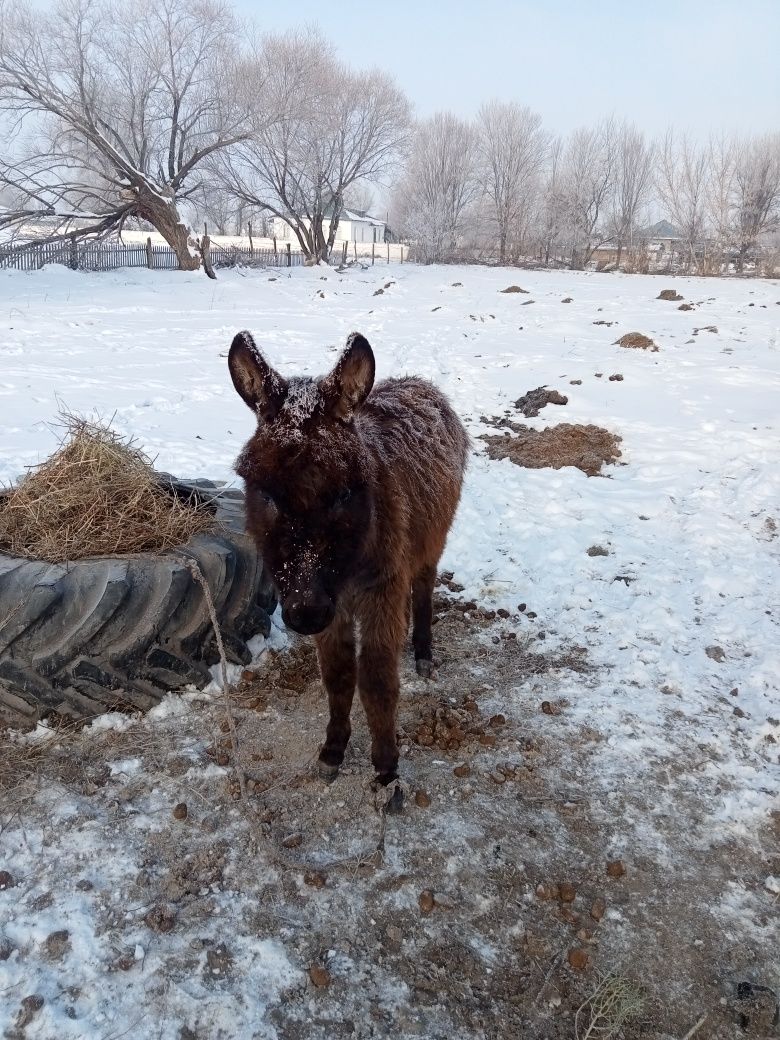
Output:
[{"xmin": 1, "ymin": 263, "xmax": 779, "ymax": 1039}]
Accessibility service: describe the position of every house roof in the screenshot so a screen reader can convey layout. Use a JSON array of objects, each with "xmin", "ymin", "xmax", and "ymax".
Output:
[
  {"xmin": 274, "ymin": 209, "xmax": 386, "ymax": 226},
  {"xmin": 643, "ymin": 219, "xmax": 683, "ymax": 240},
  {"xmin": 336, "ymin": 209, "xmax": 385, "ymax": 225}
]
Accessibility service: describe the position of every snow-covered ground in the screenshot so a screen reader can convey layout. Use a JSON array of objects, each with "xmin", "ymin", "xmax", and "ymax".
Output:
[{"xmin": 1, "ymin": 263, "xmax": 778, "ymax": 1038}]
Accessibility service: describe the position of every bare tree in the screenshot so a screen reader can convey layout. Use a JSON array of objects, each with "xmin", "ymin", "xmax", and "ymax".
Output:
[
  {"xmin": 534, "ymin": 135, "xmax": 566, "ymax": 264},
  {"xmin": 391, "ymin": 112, "xmax": 479, "ymax": 263},
  {"xmin": 477, "ymin": 100, "xmax": 547, "ymax": 263},
  {"xmin": 609, "ymin": 123, "xmax": 655, "ymax": 267},
  {"xmin": 343, "ymin": 180, "xmax": 375, "ymax": 217},
  {"xmin": 0, "ymin": 0, "xmax": 251, "ymax": 272},
  {"xmin": 731, "ymin": 133, "xmax": 780, "ymax": 271},
  {"xmin": 560, "ymin": 119, "xmax": 617, "ymax": 269},
  {"xmin": 214, "ymin": 29, "xmax": 410, "ymax": 263},
  {"xmin": 707, "ymin": 133, "xmax": 737, "ymax": 263},
  {"xmin": 656, "ymin": 130, "xmax": 709, "ymax": 272}
]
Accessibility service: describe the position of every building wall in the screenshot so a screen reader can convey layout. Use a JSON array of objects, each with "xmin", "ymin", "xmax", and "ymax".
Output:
[{"xmin": 271, "ymin": 216, "xmax": 385, "ymax": 245}]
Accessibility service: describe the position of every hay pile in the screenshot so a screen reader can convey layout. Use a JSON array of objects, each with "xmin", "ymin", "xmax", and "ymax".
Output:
[{"xmin": 0, "ymin": 416, "xmax": 214, "ymax": 562}]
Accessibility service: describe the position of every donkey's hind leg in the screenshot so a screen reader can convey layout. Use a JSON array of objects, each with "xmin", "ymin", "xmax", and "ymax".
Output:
[{"xmin": 412, "ymin": 563, "xmax": 437, "ymax": 678}]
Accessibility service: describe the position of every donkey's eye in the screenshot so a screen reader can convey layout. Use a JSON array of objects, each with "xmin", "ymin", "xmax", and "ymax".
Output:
[{"xmin": 253, "ymin": 488, "xmax": 277, "ymax": 514}]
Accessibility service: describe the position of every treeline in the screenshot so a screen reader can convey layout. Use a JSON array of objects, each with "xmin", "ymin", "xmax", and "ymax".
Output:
[
  {"xmin": 392, "ymin": 113, "xmax": 780, "ymax": 274},
  {"xmin": 0, "ymin": 0, "xmax": 777, "ymax": 276},
  {"xmin": 0, "ymin": 1, "xmax": 409, "ymax": 273}
]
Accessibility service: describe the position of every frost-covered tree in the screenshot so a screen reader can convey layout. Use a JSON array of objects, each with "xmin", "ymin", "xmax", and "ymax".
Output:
[
  {"xmin": 731, "ymin": 134, "xmax": 780, "ymax": 271},
  {"xmin": 608, "ymin": 123, "xmax": 655, "ymax": 267},
  {"xmin": 535, "ymin": 136, "xmax": 567, "ymax": 264},
  {"xmin": 477, "ymin": 101, "xmax": 547, "ymax": 263},
  {"xmin": 0, "ymin": 0, "xmax": 251, "ymax": 272},
  {"xmin": 392, "ymin": 112, "xmax": 479, "ymax": 263},
  {"xmin": 657, "ymin": 131, "xmax": 709, "ymax": 272},
  {"xmin": 560, "ymin": 119, "xmax": 618, "ymax": 269},
  {"xmin": 214, "ymin": 28, "xmax": 410, "ymax": 263}
]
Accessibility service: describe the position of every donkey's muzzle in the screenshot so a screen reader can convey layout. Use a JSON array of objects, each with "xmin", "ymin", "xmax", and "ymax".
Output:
[{"xmin": 281, "ymin": 596, "xmax": 335, "ymax": 636}]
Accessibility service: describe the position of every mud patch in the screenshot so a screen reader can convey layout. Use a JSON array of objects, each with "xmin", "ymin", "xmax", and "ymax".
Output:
[
  {"xmin": 514, "ymin": 387, "xmax": 569, "ymax": 418},
  {"xmin": 481, "ymin": 420, "xmax": 622, "ymax": 477}
]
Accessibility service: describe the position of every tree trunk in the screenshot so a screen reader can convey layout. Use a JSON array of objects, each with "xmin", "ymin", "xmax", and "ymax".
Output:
[
  {"xmin": 285, "ymin": 219, "xmax": 315, "ymax": 262},
  {"xmin": 311, "ymin": 212, "xmax": 329, "ymax": 264},
  {"xmin": 200, "ymin": 235, "xmax": 217, "ymax": 280},
  {"xmin": 135, "ymin": 186, "xmax": 200, "ymax": 272},
  {"xmin": 499, "ymin": 230, "xmax": 507, "ymax": 264},
  {"xmin": 326, "ymin": 198, "xmax": 344, "ymax": 260}
]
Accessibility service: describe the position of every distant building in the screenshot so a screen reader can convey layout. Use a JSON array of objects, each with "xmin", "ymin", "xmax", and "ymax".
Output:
[
  {"xmin": 272, "ymin": 209, "xmax": 386, "ymax": 246},
  {"xmin": 640, "ymin": 220, "xmax": 685, "ymax": 263},
  {"xmin": 590, "ymin": 220, "xmax": 686, "ymax": 270}
]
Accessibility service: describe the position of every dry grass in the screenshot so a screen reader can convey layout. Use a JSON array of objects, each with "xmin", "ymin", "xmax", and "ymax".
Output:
[
  {"xmin": 0, "ymin": 413, "xmax": 214, "ymax": 563},
  {"xmin": 575, "ymin": 973, "xmax": 645, "ymax": 1039},
  {"xmin": 481, "ymin": 422, "xmax": 622, "ymax": 477},
  {"xmin": 0, "ymin": 722, "xmax": 62, "ymax": 794},
  {"xmin": 615, "ymin": 332, "xmax": 658, "ymax": 351}
]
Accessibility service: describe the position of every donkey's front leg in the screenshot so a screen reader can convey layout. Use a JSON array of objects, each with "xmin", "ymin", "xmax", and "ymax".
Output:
[
  {"xmin": 315, "ymin": 610, "xmax": 356, "ymax": 781},
  {"xmin": 358, "ymin": 581, "xmax": 407, "ymax": 796}
]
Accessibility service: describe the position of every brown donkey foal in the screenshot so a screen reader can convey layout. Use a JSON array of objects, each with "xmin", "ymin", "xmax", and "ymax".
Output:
[{"xmin": 228, "ymin": 330, "xmax": 468, "ymax": 804}]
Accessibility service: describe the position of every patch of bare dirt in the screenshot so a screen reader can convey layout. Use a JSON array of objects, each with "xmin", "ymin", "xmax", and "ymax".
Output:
[
  {"xmin": 2, "ymin": 585, "xmax": 776, "ymax": 1040},
  {"xmin": 514, "ymin": 387, "xmax": 569, "ymax": 418},
  {"xmin": 657, "ymin": 289, "xmax": 683, "ymax": 301},
  {"xmin": 616, "ymin": 332, "xmax": 658, "ymax": 351},
  {"xmin": 480, "ymin": 418, "xmax": 622, "ymax": 477}
]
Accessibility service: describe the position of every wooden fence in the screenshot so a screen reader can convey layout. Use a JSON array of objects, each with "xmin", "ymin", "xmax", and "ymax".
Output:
[{"xmin": 0, "ymin": 238, "xmax": 306, "ymax": 273}]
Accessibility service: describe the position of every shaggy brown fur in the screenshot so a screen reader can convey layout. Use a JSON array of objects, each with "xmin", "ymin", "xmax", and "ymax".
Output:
[{"xmin": 229, "ymin": 331, "xmax": 468, "ymax": 796}]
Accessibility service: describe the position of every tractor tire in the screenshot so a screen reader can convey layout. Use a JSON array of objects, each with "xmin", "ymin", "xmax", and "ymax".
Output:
[{"xmin": 0, "ymin": 476, "xmax": 275, "ymax": 726}]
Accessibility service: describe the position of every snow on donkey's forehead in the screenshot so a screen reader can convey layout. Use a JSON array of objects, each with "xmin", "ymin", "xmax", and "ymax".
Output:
[{"xmin": 279, "ymin": 378, "xmax": 324, "ymax": 426}]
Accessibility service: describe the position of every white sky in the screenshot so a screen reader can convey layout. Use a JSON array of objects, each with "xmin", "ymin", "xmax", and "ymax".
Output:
[{"xmin": 236, "ymin": 0, "xmax": 780, "ymax": 138}]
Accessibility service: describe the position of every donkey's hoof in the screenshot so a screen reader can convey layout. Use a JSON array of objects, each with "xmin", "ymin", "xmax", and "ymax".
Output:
[
  {"xmin": 317, "ymin": 760, "xmax": 340, "ymax": 783},
  {"xmin": 382, "ymin": 782, "xmax": 404, "ymax": 815},
  {"xmin": 416, "ymin": 658, "xmax": 436, "ymax": 680}
]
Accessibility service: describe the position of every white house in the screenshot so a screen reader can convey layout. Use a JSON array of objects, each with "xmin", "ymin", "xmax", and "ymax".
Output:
[{"xmin": 272, "ymin": 209, "xmax": 386, "ymax": 245}]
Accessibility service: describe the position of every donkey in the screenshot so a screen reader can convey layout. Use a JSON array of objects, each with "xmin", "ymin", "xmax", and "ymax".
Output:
[{"xmin": 228, "ymin": 330, "xmax": 468, "ymax": 802}]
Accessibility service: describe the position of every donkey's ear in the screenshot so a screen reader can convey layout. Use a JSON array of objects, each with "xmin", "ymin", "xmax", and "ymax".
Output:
[
  {"xmin": 228, "ymin": 331, "xmax": 288, "ymax": 422},
  {"xmin": 322, "ymin": 332, "xmax": 375, "ymax": 421}
]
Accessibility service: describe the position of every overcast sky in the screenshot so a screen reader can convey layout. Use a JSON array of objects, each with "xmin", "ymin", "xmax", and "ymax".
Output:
[{"xmin": 236, "ymin": 0, "xmax": 780, "ymax": 138}]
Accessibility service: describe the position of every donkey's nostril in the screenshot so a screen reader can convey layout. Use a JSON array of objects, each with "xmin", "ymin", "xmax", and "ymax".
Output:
[{"xmin": 282, "ymin": 599, "xmax": 334, "ymax": 636}]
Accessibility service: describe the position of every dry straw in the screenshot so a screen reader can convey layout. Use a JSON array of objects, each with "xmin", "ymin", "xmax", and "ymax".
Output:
[{"xmin": 0, "ymin": 413, "xmax": 214, "ymax": 563}]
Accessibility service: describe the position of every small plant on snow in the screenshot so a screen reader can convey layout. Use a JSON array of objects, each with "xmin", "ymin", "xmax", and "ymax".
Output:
[{"xmin": 575, "ymin": 973, "xmax": 645, "ymax": 1040}]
